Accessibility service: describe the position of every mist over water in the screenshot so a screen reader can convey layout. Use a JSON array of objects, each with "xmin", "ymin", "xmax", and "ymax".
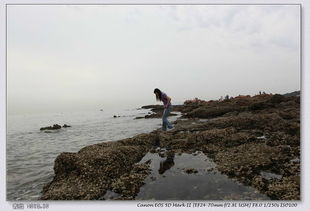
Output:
[{"xmin": 7, "ymin": 5, "xmax": 300, "ymax": 117}]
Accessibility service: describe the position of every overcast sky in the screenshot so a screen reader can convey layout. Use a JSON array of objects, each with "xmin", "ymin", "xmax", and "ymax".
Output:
[{"xmin": 7, "ymin": 5, "xmax": 300, "ymax": 114}]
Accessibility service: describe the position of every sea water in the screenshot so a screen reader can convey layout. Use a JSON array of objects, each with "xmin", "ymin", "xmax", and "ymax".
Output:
[
  {"xmin": 7, "ymin": 107, "xmax": 173, "ymax": 201},
  {"xmin": 7, "ymin": 108, "xmax": 270, "ymax": 201}
]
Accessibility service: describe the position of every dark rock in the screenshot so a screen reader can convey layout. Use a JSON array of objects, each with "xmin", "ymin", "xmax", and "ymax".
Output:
[
  {"xmin": 144, "ymin": 159, "xmax": 151, "ymax": 165},
  {"xmin": 139, "ymin": 105, "xmax": 179, "ymax": 119},
  {"xmin": 41, "ymin": 134, "xmax": 154, "ymax": 200},
  {"xmin": 268, "ymin": 94, "xmax": 286, "ymax": 104},
  {"xmin": 248, "ymin": 102, "xmax": 269, "ymax": 111},
  {"xmin": 283, "ymin": 91, "xmax": 300, "ymax": 97},
  {"xmin": 141, "ymin": 105, "xmax": 162, "ymax": 110},
  {"xmin": 110, "ymin": 163, "xmax": 151, "ymax": 199},
  {"xmin": 185, "ymin": 168, "xmax": 198, "ymax": 174},
  {"xmin": 144, "ymin": 112, "xmax": 177, "ymax": 119},
  {"xmin": 63, "ymin": 124, "xmax": 71, "ymax": 128},
  {"xmin": 266, "ymin": 176, "xmax": 300, "ymax": 200},
  {"xmin": 40, "ymin": 124, "xmax": 61, "ymax": 131},
  {"xmin": 134, "ymin": 117, "xmax": 144, "ymax": 120},
  {"xmin": 184, "ymin": 105, "xmax": 244, "ymax": 119}
]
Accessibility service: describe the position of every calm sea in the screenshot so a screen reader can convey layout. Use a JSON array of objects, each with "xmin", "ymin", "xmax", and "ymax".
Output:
[{"xmin": 7, "ymin": 107, "xmax": 178, "ymax": 201}]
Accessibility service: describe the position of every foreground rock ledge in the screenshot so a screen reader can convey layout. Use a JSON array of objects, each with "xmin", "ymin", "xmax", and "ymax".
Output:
[
  {"xmin": 41, "ymin": 93, "xmax": 300, "ymax": 200},
  {"xmin": 40, "ymin": 133, "xmax": 159, "ymax": 200}
]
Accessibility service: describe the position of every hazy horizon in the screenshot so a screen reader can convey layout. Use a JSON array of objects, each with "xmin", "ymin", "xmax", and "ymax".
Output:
[{"xmin": 7, "ymin": 5, "xmax": 300, "ymax": 115}]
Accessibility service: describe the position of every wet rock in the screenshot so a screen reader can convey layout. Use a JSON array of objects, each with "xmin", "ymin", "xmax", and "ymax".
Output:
[
  {"xmin": 268, "ymin": 94, "xmax": 286, "ymax": 104},
  {"xmin": 41, "ymin": 134, "xmax": 154, "ymax": 200},
  {"xmin": 222, "ymin": 111, "xmax": 239, "ymax": 117},
  {"xmin": 158, "ymin": 152, "xmax": 166, "ymax": 158},
  {"xmin": 290, "ymin": 158, "xmax": 300, "ymax": 163},
  {"xmin": 135, "ymin": 117, "xmax": 144, "ymax": 119},
  {"xmin": 139, "ymin": 105, "xmax": 178, "ymax": 119},
  {"xmin": 192, "ymin": 151, "xmax": 202, "ymax": 156},
  {"xmin": 145, "ymin": 112, "xmax": 177, "ymax": 119},
  {"xmin": 141, "ymin": 105, "xmax": 162, "ymax": 110},
  {"xmin": 40, "ymin": 124, "xmax": 62, "ymax": 131},
  {"xmin": 266, "ymin": 176, "xmax": 300, "ymax": 200},
  {"xmin": 279, "ymin": 145, "xmax": 292, "ymax": 153},
  {"xmin": 260, "ymin": 171, "xmax": 282, "ymax": 180},
  {"xmin": 215, "ymin": 143, "xmax": 283, "ymax": 175},
  {"xmin": 185, "ymin": 168, "xmax": 198, "ymax": 174},
  {"xmin": 110, "ymin": 163, "xmax": 151, "ymax": 199},
  {"xmin": 248, "ymin": 102, "xmax": 269, "ymax": 111},
  {"xmin": 144, "ymin": 159, "xmax": 151, "ymax": 165},
  {"xmin": 207, "ymin": 167, "xmax": 215, "ymax": 172},
  {"xmin": 184, "ymin": 105, "xmax": 245, "ymax": 119},
  {"xmin": 63, "ymin": 124, "xmax": 71, "ymax": 128},
  {"xmin": 256, "ymin": 135, "xmax": 266, "ymax": 140},
  {"xmin": 252, "ymin": 176, "xmax": 268, "ymax": 191},
  {"xmin": 102, "ymin": 190, "xmax": 121, "ymax": 200},
  {"xmin": 41, "ymin": 93, "xmax": 300, "ymax": 200}
]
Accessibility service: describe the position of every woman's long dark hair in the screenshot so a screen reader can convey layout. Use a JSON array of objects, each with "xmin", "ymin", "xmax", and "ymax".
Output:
[{"xmin": 154, "ymin": 88, "xmax": 162, "ymax": 101}]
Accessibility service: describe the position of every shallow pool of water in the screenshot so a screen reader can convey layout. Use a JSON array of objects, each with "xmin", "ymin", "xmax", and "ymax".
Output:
[{"xmin": 136, "ymin": 151, "xmax": 270, "ymax": 200}]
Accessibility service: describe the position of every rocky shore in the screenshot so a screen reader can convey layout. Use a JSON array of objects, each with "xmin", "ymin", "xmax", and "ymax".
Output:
[
  {"xmin": 135, "ymin": 105, "xmax": 179, "ymax": 119},
  {"xmin": 41, "ymin": 93, "xmax": 300, "ymax": 200}
]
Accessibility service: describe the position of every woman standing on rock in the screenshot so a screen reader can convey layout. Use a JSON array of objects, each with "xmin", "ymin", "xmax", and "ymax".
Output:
[{"xmin": 154, "ymin": 88, "xmax": 173, "ymax": 131}]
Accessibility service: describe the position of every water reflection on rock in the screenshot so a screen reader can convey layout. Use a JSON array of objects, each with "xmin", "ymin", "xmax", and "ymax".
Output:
[
  {"xmin": 158, "ymin": 151, "xmax": 175, "ymax": 174},
  {"xmin": 136, "ymin": 151, "xmax": 270, "ymax": 200}
]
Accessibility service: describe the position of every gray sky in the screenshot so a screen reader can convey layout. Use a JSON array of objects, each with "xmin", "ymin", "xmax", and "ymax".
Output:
[{"xmin": 7, "ymin": 5, "xmax": 300, "ymax": 114}]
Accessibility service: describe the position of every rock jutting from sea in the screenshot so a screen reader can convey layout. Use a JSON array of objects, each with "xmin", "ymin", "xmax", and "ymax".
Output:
[
  {"xmin": 40, "ymin": 124, "xmax": 71, "ymax": 131},
  {"xmin": 40, "ymin": 93, "xmax": 300, "ymax": 200}
]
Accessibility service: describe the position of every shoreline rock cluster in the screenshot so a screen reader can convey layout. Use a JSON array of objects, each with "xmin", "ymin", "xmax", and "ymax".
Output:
[
  {"xmin": 41, "ymin": 92, "xmax": 300, "ymax": 200},
  {"xmin": 40, "ymin": 124, "xmax": 71, "ymax": 131},
  {"xmin": 135, "ymin": 105, "xmax": 179, "ymax": 119}
]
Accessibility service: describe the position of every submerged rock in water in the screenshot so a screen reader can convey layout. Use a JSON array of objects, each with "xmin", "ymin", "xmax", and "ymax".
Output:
[
  {"xmin": 185, "ymin": 168, "xmax": 198, "ymax": 174},
  {"xmin": 40, "ymin": 124, "xmax": 61, "ymax": 131},
  {"xmin": 62, "ymin": 124, "xmax": 71, "ymax": 128}
]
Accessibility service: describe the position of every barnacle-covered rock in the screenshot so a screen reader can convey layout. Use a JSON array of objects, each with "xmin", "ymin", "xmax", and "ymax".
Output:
[{"xmin": 41, "ymin": 93, "xmax": 300, "ymax": 200}]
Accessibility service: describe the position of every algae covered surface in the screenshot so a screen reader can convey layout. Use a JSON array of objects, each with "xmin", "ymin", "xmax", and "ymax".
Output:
[{"xmin": 41, "ymin": 93, "xmax": 300, "ymax": 200}]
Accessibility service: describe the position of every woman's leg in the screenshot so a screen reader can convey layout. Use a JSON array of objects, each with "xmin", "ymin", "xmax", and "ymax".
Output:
[
  {"xmin": 162, "ymin": 106, "xmax": 172, "ymax": 130},
  {"xmin": 162, "ymin": 109, "xmax": 168, "ymax": 131},
  {"xmin": 166, "ymin": 106, "xmax": 173, "ymax": 129}
]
